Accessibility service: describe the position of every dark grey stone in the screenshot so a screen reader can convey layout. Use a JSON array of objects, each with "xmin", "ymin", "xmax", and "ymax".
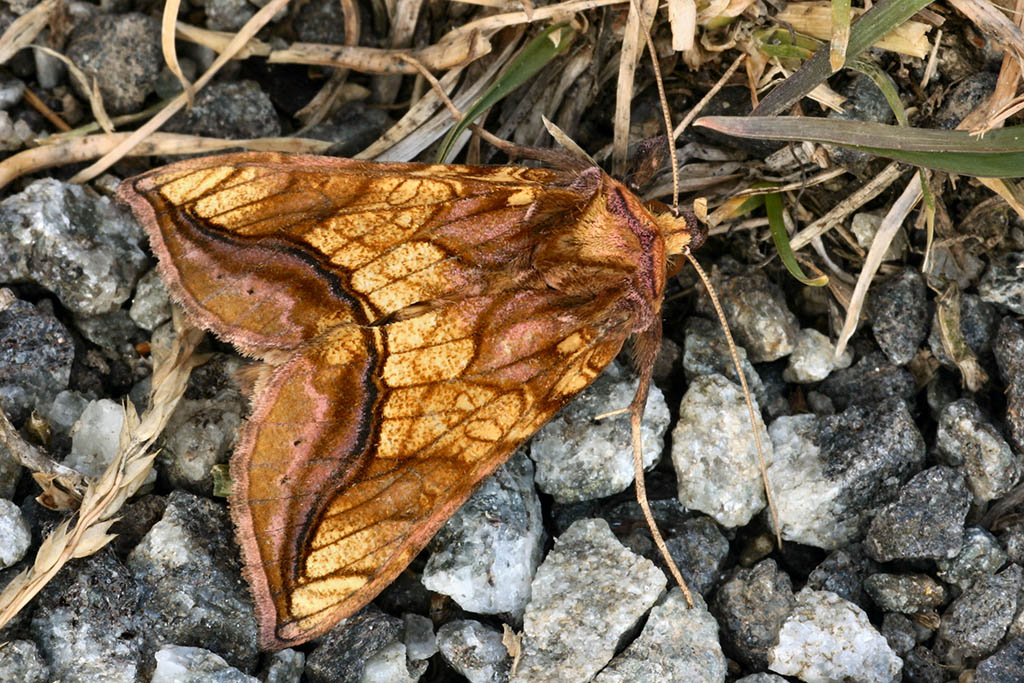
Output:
[
  {"xmin": 806, "ymin": 546, "xmax": 876, "ymax": 606},
  {"xmin": 711, "ymin": 559, "xmax": 795, "ymax": 670},
  {"xmin": 864, "ymin": 573, "xmax": 946, "ymax": 613},
  {"xmin": 819, "ymin": 351, "xmax": 916, "ymax": 411},
  {"xmin": 166, "ymin": 81, "xmax": 281, "ymax": 140},
  {"xmin": 126, "ymin": 490, "xmax": 259, "ymax": 673},
  {"xmin": 0, "ymin": 298, "xmax": 73, "ymax": 425},
  {"xmin": 981, "ymin": 252, "xmax": 1024, "ymax": 315},
  {"xmin": 768, "ymin": 399, "xmax": 926, "ymax": 549},
  {"xmin": 902, "ymin": 646, "xmax": 947, "ymax": 683},
  {"xmin": 30, "ymin": 549, "xmax": 145, "ymax": 683},
  {"xmin": 304, "ymin": 609, "xmax": 404, "ymax": 683},
  {"xmin": 976, "ymin": 635, "xmax": 1024, "ymax": 683},
  {"xmin": 866, "ymin": 466, "xmax": 971, "ymax": 562},
  {"xmin": 935, "ymin": 71, "xmax": 999, "ymax": 129},
  {"xmin": 880, "ymin": 613, "xmax": 918, "ymax": 656},
  {"xmin": 938, "ymin": 562, "xmax": 1021, "ymax": 661},
  {"xmin": 994, "ymin": 317, "xmax": 1024, "ymax": 453},
  {"xmin": 870, "ymin": 267, "xmax": 929, "ymax": 365},
  {"xmin": 65, "ymin": 14, "xmax": 162, "ymax": 115},
  {"xmin": 664, "ymin": 515, "xmax": 729, "ymax": 597}
]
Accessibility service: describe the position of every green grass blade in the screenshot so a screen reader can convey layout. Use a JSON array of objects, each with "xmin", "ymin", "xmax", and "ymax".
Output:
[
  {"xmin": 765, "ymin": 192, "xmax": 829, "ymax": 286},
  {"xmin": 436, "ymin": 23, "xmax": 575, "ymax": 163},
  {"xmin": 695, "ymin": 117, "xmax": 1024, "ymax": 178}
]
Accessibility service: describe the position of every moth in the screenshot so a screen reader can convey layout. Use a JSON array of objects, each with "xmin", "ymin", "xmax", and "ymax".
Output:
[{"xmin": 117, "ymin": 151, "xmax": 704, "ymax": 649}]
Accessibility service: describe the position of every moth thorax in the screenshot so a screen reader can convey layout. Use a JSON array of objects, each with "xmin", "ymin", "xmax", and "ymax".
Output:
[{"xmin": 654, "ymin": 210, "xmax": 706, "ymax": 257}]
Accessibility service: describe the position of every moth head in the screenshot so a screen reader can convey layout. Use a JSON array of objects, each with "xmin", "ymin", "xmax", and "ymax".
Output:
[{"xmin": 650, "ymin": 206, "xmax": 707, "ymax": 257}]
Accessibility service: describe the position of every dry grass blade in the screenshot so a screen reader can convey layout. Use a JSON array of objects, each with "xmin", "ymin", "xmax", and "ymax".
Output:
[
  {"xmin": 0, "ymin": 414, "xmax": 87, "ymax": 499},
  {"xmin": 374, "ymin": 0, "xmax": 423, "ymax": 105},
  {"xmin": 161, "ymin": 0, "xmax": 194, "ymax": 106},
  {"xmin": 399, "ymin": 54, "xmax": 517, "ymax": 154},
  {"xmin": 612, "ymin": 0, "xmax": 658, "ymax": 175},
  {"xmin": 69, "ymin": 0, "xmax": 289, "ymax": 184},
  {"xmin": 0, "ymin": 315, "xmax": 206, "ymax": 632},
  {"xmin": 0, "ymin": 0, "xmax": 57, "ymax": 65},
  {"xmin": 976, "ymin": 178, "xmax": 1024, "ymax": 220},
  {"xmin": 268, "ymin": 34, "xmax": 492, "ymax": 74},
  {"xmin": 668, "ymin": 0, "xmax": 696, "ymax": 51},
  {"xmin": 835, "ymin": 173, "xmax": 923, "ymax": 358},
  {"xmin": 0, "ymin": 133, "xmax": 334, "ymax": 191},
  {"xmin": 830, "ymin": 0, "xmax": 853, "ymax": 70}
]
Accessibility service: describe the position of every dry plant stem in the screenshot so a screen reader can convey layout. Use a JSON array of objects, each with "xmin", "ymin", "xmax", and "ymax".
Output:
[
  {"xmin": 734, "ymin": 167, "xmax": 847, "ymax": 197},
  {"xmin": 947, "ymin": 0, "xmax": 1024, "ymax": 70},
  {"xmin": 355, "ymin": 36, "xmax": 523, "ymax": 161},
  {"xmin": 0, "ymin": 133, "xmax": 333, "ymax": 190},
  {"xmin": 32, "ymin": 46, "xmax": 113, "ymax": 134},
  {"xmin": 376, "ymin": 0, "xmax": 424, "ymax": 104},
  {"xmin": 0, "ymin": 318, "xmax": 206, "ymax": 632},
  {"xmin": 22, "ymin": 87, "xmax": 71, "ymax": 132},
  {"xmin": 439, "ymin": 0, "xmax": 626, "ymax": 44},
  {"xmin": 69, "ymin": 0, "xmax": 289, "ymax": 183},
  {"xmin": 0, "ymin": 410, "xmax": 87, "ymax": 494},
  {"xmin": 921, "ymin": 28, "xmax": 942, "ymax": 87},
  {"xmin": 673, "ymin": 54, "xmax": 745, "ymax": 140},
  {"xmin": 684, "ymin": 251, "xmax": 782, "ymax": 546},
  {"xmin": 39, "ymin": 101, "xmax": 172, "ymax": 144},
  {"xmin": 789, "ymin": 161, "xmax": 905, "ymax": 251}
]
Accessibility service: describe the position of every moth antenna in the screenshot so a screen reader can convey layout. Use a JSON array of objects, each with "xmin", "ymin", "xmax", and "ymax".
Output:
[
  {"xmin": 629, "ymin": 0, "xmax": 679, "ymax": 214},
  {"xmin": 631, "ymin": 318, "xmax": 695, "ymax": 608},
  {"xmin": 683, "ymin": 249, "xmax": 782, "ymax": 547}
]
